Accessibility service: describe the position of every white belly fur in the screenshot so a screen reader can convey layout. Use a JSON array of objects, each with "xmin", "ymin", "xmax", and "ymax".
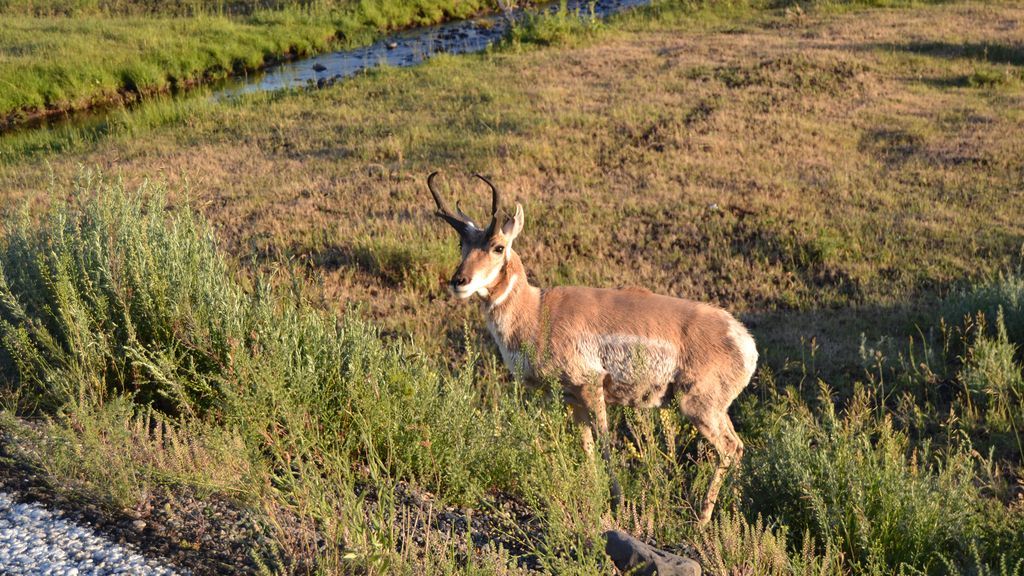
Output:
[
  {"xmin": 487, "ymin": 325, "xmax": 678, "ymax": 408},
  {"xmin": 591, "ymin": 334, "xmax": 677, "ymax": 407}
]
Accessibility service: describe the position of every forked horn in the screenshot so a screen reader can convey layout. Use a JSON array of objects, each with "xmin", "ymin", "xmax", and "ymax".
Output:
[
  {"xmin": 427, "ymin": 171, "xmax": 472, "ymax": 234},
  {"xmin": 455, "ymin": 201, "xmax": 474, "ymax": 224},
  {"xmin": 474, "ymin": 174, "xmax": 501, "ymax": 237}
]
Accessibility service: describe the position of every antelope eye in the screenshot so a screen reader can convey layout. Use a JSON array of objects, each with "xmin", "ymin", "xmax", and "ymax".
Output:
[{"xmin": 494, "ymin": 245, "xmax": 505, "ymax": 254}]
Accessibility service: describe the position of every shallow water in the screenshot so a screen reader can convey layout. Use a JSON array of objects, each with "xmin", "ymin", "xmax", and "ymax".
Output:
[{"xmin": 222, "ymin": 0, "xmax": 651, "ymax": 97}]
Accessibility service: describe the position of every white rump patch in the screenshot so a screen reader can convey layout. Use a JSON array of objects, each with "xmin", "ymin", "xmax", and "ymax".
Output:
[{"xmin": 728, "ymin": 320, "xmax": 758, "ymax": 378}]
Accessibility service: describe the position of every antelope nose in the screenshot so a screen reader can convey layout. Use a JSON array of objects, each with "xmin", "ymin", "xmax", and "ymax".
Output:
[{"xmin": 451, "ymin": 275, "xmax": 469, "ymax": 288}]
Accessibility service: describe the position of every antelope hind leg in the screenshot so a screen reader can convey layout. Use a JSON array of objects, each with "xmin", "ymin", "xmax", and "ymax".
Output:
[{"xmin": 679, "ymin": 397, "xmax": 743, "ymax": 526}]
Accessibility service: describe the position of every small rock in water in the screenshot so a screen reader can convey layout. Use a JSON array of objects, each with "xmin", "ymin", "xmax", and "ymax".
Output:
[
  {"xmin": 312, "ymin": 63, "xmax": 327, "ymax": 72},
  {"xmin": 387, "ymin": 42, "xmax": 398, "ymax": 50}
]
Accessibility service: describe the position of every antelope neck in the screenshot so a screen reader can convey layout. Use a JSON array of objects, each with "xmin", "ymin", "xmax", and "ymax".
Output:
[
  {"xmin": 481, "ymin": 251, "xmax": 542, "ymax": 379},
  {"xmin": 483, "ymin": 252, "xmax": 537, "ymax": 317}
]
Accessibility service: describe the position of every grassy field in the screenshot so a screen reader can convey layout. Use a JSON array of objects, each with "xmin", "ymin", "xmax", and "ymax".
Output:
[
  {"xmin": 0, "ymin": 0, "xmax": 1023, "ymax": 574},
  {"xmin": 0, "ymin": 0, "xmax": 495, "ymax": 127}
]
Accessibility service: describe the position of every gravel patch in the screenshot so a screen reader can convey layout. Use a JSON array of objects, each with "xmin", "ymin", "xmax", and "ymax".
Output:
[
  {"xmin": 0, "ymin": 491, "xmax": 184, "ymax": 575},
  {"xmin": 0, "ymin": 426, "xmax": 274, "ymax": 575}
]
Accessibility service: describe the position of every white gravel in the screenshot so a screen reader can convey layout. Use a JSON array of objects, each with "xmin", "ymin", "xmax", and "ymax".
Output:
[{"xmin": 0, "ymin": 491, "xmax": 185, "ymax": 575}]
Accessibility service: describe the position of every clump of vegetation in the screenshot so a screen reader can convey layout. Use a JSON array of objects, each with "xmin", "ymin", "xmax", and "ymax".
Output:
[
  {"xmin": 745, "ymin": 386, "xmax": 1023, "ymax": 573},
  {"xmin": 967, "ymin": 67, "xmax": 1023, "ymax": 89},
  {"xmin": 505, "ymin": 1, "xmax": 604, "ymax": 48},
  {"xmin": 354, "ymin": 236, "xmax": 452, "ymax": 295}
]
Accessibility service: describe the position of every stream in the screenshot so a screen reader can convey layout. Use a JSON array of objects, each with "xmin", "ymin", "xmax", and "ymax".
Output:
[
  {"xmin": 2, "ymin": 0, "xmax": 651, "ymax": 140},
  {"xmin": 223, "ymin": 0, "xmax": 651, "ymax": 96}
]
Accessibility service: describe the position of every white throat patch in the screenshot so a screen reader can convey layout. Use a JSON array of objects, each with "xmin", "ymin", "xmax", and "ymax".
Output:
[{"xmin": 491, "ymin": 273, "xmax": 518, "ymax": 308}]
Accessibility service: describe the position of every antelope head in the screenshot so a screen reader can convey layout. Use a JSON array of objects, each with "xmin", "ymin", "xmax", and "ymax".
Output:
[{"xmin": 427, "ymin": 171, "xmax": 524, "ymax": 299}]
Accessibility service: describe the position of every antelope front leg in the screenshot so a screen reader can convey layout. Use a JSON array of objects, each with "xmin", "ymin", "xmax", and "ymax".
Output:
[
  {"xmin": 676, "ymin": 391, "xmax": 746, "ymax": 526},
  {"xmin": 699, "ymin": 459, "xmax": 731, "ymax": 527},
  {"xmin": 697, "ymin": 416, "xmax": 744, "ymax": 526},
  {"xmin": 570, "ymin": 397, "xmax": 623, "ymax": 510},
  {"xmin": 570, "ymin": 402, "xmax": 596, "ymax": 457},
  {"xmin": 577, "ymin": 375, "xmax": 623, "ymax": 510}
]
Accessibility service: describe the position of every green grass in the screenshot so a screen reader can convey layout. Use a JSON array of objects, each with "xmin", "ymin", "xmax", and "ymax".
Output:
[
  {"xmin": 0, "ymin": 0, "xmax": 1023, "ymax": 573},
  {"xmin": 0, "ymin": 12, "xmax": 332, "ymax": 115},
  {"xmin": 0, "ymin": 0, "xmax": 495, "ymax": 125},
  {"xmin": 0, "ymin": 0, "xmax": 323, "ymax": 16}
]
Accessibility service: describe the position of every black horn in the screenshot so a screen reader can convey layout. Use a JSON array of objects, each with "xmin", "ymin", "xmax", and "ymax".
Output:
[
  {"xmin": 474, "ymin": 174, "xmax": 501, "ymax": 237},
  {"xmin": 427, "ymin": 171, "xmax": 472, "ymax": 234}
]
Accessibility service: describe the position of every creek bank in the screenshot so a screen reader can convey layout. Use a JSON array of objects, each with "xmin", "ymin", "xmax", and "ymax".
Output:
[
  {"xmin": 0, "ymin": 42, "xmax": 330, "ymax": 136},
  {"xmin": 0, "ymin": 2, "xmax": 501, "ymax": 136}
]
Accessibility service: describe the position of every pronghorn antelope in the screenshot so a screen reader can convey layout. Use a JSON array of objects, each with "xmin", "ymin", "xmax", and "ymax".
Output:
[{"xmin": 426, "ymin": 172, "xmax": 757, "ymax": 525}]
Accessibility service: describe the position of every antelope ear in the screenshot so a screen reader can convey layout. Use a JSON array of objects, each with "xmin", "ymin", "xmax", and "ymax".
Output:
[{"xmin": 502, "ymin": 203, "xmax": 524, "ymax": 241}]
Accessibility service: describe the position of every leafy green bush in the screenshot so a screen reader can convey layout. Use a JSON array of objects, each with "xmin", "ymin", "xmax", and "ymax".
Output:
[
  {"xmin": 944, "ymin": 275, "xmax": 1024, "ymax": 345},
  {"xmin": 959, "ymin": 309, "xmax": 1024, "ymax": 431},
  {"xmin": 744, "ymin": 386, "xmax": 1023, "ymax": 574},
  {"xmin": 0, "ymin": 172, "xmax": 242, "ymax": 414},
  {"xmin": 505, "ymin": 1, "xmax": 604, "ymax": 48}
]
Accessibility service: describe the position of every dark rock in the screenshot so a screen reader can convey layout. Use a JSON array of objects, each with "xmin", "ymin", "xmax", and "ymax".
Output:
[
  {"xmin": 603, "ymin": 530, "xmax": 701, "ymax": 576},
  {"xmin": 312, "ymin": 63, "xmax": 327, "ymax": 72}
]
